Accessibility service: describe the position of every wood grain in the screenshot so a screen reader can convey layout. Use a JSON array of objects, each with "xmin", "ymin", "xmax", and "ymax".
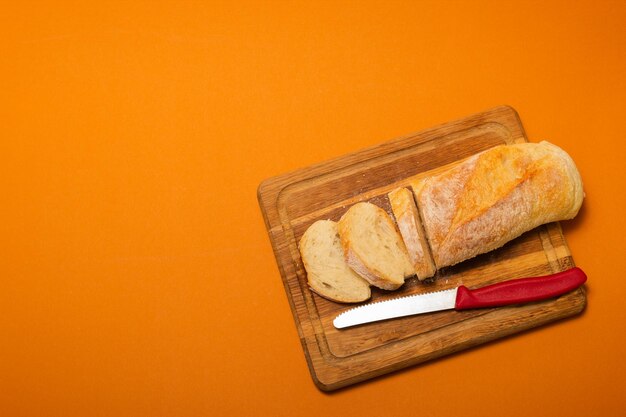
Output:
[{"xmin": 257, "ymin": 106, "xmax": 586, "ymax": 391}]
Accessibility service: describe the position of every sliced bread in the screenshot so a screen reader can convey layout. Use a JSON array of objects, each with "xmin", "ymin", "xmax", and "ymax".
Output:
[
  {"xmin": 299, "ymin": 220, "xmax": 371, "ymax": 303},
  {"xmin": 388, "ymin": 187, "xmax": 437, "ymax": 280},
  {"xmin": 338, "ymin": 202, "xmax": 414, "ymax": 290}
]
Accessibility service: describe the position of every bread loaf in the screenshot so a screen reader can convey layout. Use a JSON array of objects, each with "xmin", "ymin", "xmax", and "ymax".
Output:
[
  {"xmin": 388, "ymin": 187, "xmax": 436, "ymax": 280},
  {"xmin": 299, "ymin": 220, "xmax": 371, "ymax": 303},
  {"xmin": 410, "ymin": 141, "xmax": 583, "ymax": 269},
  {"xmin": 338, "ymin": 202, "xmax": 414, "ymax": 290},
  {"xmin": 298, "ymin": 141, "xmax": 583, "ymax": 303}
]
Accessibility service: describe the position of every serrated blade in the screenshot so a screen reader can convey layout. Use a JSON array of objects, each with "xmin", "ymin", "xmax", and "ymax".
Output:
[{"xmin": 333, "ymin": 288, "xmax": 458, "ymax": 329}]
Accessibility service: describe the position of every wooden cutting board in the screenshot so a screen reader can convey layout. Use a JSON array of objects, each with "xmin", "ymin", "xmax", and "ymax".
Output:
[{"xmin": 257, "ymin": 106, "xmax": 586, "ymax": 391}]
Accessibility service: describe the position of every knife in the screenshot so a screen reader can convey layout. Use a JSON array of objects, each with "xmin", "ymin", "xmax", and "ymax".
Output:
[{"xmin": 333, "ymin": 267, "xmax": 587, "ymax": 329}]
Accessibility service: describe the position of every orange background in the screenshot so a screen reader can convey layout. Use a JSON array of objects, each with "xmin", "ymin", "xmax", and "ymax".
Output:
[{"xmin": 2, "ymin": 1, "xmax": 625, "ymax": 416}]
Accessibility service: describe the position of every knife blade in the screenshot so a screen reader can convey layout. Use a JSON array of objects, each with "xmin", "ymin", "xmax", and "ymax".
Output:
[{"xmin": 333, "ymin": 267, "xmax": 586, "ymax": 329}]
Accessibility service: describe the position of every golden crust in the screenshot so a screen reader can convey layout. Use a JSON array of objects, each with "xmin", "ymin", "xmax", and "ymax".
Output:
[{"xmin": 413, "ymin": 142, "xmax": 583, "ymax": 268}]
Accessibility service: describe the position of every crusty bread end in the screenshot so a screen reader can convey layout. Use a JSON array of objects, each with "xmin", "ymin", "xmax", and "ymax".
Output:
[{"xmin": 411, "ymin": 141, "xmax": 584, "ymax": 268}]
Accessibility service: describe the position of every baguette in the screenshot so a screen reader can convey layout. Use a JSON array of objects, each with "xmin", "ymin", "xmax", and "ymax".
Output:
[
  {"xmin": 338, "ymin": 202, "xmax": 414, "ymax": 290},
  {"xmin": 299, "ymin": 220, "xmax": 371, "ymax": 303},
  {"xmin": 388, "ymin": 187, "xmax": 436, "ymax": 280},
  {"xmin": 410, "ymin": 141, "xmax": 584, "ymax": 269}
]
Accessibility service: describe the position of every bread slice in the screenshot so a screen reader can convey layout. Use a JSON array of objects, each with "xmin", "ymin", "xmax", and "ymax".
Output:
[
  {"xmin": 410, "ymin": 141, "xmax": 584, "ymax": 269},
  {"xmin": 338, "ymin": 202, "xmax": 414, "ymax": 290},
  {"xmin": 299, "ymin": 220, "xmax": 371, "ymax": 303},
  {"xmin": 388, "ymin": 187, "xmax": 436, "ymax": 280}
]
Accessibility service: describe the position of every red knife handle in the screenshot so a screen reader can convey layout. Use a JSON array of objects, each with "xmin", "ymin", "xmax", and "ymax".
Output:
[{"xmin": 454, "ymin": 267, "xmax": 587, "ymax": 310}]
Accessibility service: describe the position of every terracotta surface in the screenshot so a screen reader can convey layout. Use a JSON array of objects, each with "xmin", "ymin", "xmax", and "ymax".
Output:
[{"xmin": 1, "ymin": 1, "xmax": 625, "ymax": 416}]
